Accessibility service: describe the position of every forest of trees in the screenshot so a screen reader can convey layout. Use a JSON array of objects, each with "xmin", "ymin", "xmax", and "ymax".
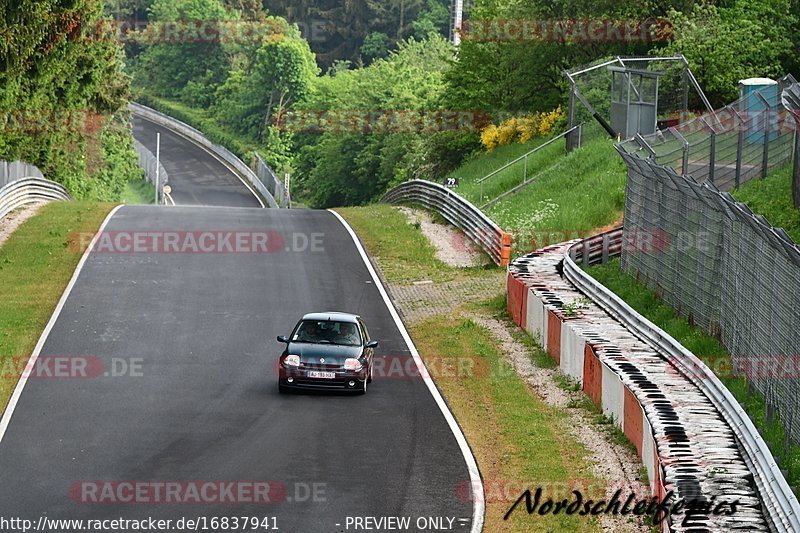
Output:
[
  {"xmin": 2, "ymin": 0, "xmax": 798, "ymax": 204},
  {"xmin": 1, "ymin": 0, "xmax": 142, "ymax": 199}
]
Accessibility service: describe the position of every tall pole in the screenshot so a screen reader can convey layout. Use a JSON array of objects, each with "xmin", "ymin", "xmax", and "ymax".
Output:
[
  {"xmin": 155, "ymin": 132, "xmax": 160, "ymax": 205},
  {"xmin": 450, "ymin": 0, "xmax": 463, "ymax": 45}
]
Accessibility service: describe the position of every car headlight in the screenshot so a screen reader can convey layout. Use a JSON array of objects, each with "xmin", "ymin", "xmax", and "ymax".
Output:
[
  {"xmin": 344, "ymin": 358, "xmax": 362, "ymax": 371},
  {"xmin": 284, "ymin": 355, "xmax": 300, "ymax": 367}
]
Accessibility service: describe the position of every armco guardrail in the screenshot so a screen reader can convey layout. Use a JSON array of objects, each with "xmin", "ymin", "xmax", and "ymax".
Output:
[
  {"xmin": 381, "ymin": 179, "xmax": 511, "ymax": 266},
  {"xmin": 561, "ymin": 229, "xmax": 800, "ymax": 532},
  {"xmin": 0, "ymin": 177, "xmax": 71, "ymax": 220},
  {"xmin": 506, "ymin": 229, "xmax": 795, "ymax": 530},
  {"xmin": 129, "ymin": 102, "xmax": 278, "ymax": 208}
]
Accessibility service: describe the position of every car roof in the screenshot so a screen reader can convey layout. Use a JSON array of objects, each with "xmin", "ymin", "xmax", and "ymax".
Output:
[{"xmin": 301, "ymin": 312, "xmax": 360, "ymax": 323}]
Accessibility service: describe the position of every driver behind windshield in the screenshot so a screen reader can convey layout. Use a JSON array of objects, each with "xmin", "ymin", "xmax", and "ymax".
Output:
[{"xmin": 297, "ymin": 321, "xmax": 320, "ymax": 342}]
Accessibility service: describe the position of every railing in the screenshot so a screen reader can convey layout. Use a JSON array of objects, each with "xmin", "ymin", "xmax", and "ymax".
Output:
[
  {"xmin": 476, "ymin": 125, "xmax": 581, "ymax": 207},
  {"xmin": 129, "ymin": 102, "xmax": 279, "ymax": 208},
  {"xmin": 134, "ymin": 140, "xmax": 169, "ymax": 204},
  {"xmin": 381, "ymin": 179, "xmax": 511, "ymax": 266},
  {"xmin": 619, "ymin": 74, "xmax": 799, "ymax": 191},
  {"xmin": 252, "ymin": 151, "xmax": 286, "ymax": 207},
  {"xmin": 0, "ymin": 177, "xmax": 71, "ymax": 220},
  {"xmin": 562, "ymin": 229, "xmax": 800, "ymax": 532}
]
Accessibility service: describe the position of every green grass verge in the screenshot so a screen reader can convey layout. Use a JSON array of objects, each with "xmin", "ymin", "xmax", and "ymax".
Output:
[
  {"xmin": 446, "ymin": 135, "xmax": 564, "ymax": 204},
  {"xmin": 120, "ymin": 178, "xmax": 155, "ymax": 205},
  {"xmin": 444, "ymin": 134, "xmax": 626, "ymax": 256},
  {"xmin": 732, "ymin": 165, "xmax": 800, "ymax": 244},
  {"xmin": 0, "ymin": 202, "xmax": 116, "ymax": 413},
  {"xmin": 411, "ymin": 315, "xmax": 602, "ymax": 532},
  {"xmin": 585, "ymin": 258, "xmax": 800, "ymax": 486},
  {"xmin": 335, "ymin": 204, "xmax": 497, "ymax": 283}
]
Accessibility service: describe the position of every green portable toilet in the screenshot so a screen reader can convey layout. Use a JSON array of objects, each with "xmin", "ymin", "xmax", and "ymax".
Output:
[{"xmin": 738, "ymin": 78, "xmax": 779, "ymax": 144}]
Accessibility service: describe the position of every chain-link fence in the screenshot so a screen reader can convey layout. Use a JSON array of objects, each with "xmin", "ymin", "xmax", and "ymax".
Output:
[
  {"xmin": 0, "ymin": 160, "xmax": 43, "ymax": 188},
  {"xmin": 615, "ymin": 123, "xmax": 800, "ymax": 444},
  {"xmin": 622, "ymin": 74, "xmax": 798, "ymax": 191}
]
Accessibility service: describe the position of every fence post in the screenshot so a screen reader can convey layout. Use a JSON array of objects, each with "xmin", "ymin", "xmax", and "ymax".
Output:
[
  {"xmin": 733, "ymin": 109, "xmax": 745, "ymax": 188},
  {"xmin": 700, "ymin": 116, "xmax": 716, "ymax": 185},
  {"xmin": 567, "ymin": 83, "xmax": 576, "ymax": 152},
  {"xmin": 670, "ymin": 127, "xmax": 689, "ymax": 175},
  {"xmin": 757, "ymin": 92, "xmax": 771, "ymax": 178},
  {"xmin": 523, "ymin": 155, "xmax": 528, "ymax": 183}
]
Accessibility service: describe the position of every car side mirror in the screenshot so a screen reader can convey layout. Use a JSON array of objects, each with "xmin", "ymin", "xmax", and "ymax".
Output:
[
  {"xmin": 277, "ymin": 335, "xmax": 289, "ymax": 343},
  {"xmin": 365, "ymin": 340, "xmax": 378, "ymax": 349}
]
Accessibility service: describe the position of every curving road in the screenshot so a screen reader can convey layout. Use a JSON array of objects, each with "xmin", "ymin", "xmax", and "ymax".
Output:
[
  {"xmin": 0, "ymin": 212, "xmax": 476, "ymax": 529},
  {"xmin": 132, "ymin": 116, "xmax": 263, "ymax": 208}
]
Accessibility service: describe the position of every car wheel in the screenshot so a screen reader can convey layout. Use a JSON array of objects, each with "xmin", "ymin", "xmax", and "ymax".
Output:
[
  {"xmin": 367, "ymin": 363, "xmax": 373, "ymax": 383},
  {"xmin": 358, "ymin": 378, "xmax": 367, "ymax": 395}
]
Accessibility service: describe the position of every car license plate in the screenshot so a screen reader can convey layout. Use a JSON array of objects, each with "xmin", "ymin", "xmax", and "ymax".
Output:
[{"xmin": 307, "ymin": 371, "xmax": 336, "ymax": 379}]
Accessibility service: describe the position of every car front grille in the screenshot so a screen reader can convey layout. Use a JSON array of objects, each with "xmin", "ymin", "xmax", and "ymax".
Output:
[{"xmin": 300, "ymin": 362, "xmax": 344, "ymax": 371}]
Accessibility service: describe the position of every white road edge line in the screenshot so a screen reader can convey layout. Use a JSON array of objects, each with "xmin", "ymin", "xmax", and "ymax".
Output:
[
  {"xmin": 328, "ymin": 209, "xmax": 485, "ymax": 533},
  {"xmin": 136, "ymin": 115, "xmax": 265, "ymax": 208},
  {"xmin": 0, "ymin": 204, "xmax": 125, "ymax": 444}
]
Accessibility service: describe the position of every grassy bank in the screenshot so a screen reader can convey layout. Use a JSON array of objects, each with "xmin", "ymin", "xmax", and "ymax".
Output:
[
  {"xmin": 586, "ymin": 258, "xmax": 800, "ymax": 485},
  {"xmin": 732, "ymin": 165, "xmax": 800, "ymax": 243},
  {"xmin": 335, "ymin": 204, "xmax": 497, "ymax": 283},
  {"xmin": 121, "ymin": 178, "xmax": 155, "ymax": 204},
  {"xmin": 412, "ymin": 315, "xmax": 602, "ymax": 532},
  {"xmin": 445, "ymin": 135, "xmax": 565, "ymax": 204},
  {"xmin": 0, "ymin": 202, "xmax": 116, "ymax": 412},
  {"xmin": 444, "ymin": 132, "xmax": 625, "ymax": 255}
]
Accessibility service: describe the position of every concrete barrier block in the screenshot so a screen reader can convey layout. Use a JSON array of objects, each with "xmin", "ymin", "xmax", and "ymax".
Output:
[
  {"xmin": 560, "ymin": 322, "xmax": 585, "ymax": 384},
  {"xmin": 601, "ymin": 362, "xmax": 624, "ymax": 428}
]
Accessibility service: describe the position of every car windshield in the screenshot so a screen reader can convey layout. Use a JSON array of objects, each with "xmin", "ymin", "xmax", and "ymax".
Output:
[{"xmin": 291, "ymin": 320, "xmax": 362, "ymax": 346}]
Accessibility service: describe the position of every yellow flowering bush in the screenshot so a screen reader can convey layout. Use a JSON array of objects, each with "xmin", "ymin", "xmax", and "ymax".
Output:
[
  {"xmin": 517, "ymin": 115, "xmax": 540, "ymax": 143},
  {"xmin": 537, "ymin": 106, "xmax": 562, "ymax": 136},
  {"xmin": 496, "ymin": 117, "xmax": 518, "ymax": 146},
  {"xmin": 479, "ymin": 107, "xmax": 564, "ymax": 152},
  {"xmin": 480, "ymin": 124, "xmax": 499, "ymax": 152}
]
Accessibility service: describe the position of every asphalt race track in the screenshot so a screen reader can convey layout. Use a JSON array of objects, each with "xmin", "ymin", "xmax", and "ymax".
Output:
[
  {"xmin": 132, "ymin": 116, "xmax": 263, "ymax": 208},
  {"xmin": 0, "ymin": 206, "xmax": 475, "ymax": 531}
]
